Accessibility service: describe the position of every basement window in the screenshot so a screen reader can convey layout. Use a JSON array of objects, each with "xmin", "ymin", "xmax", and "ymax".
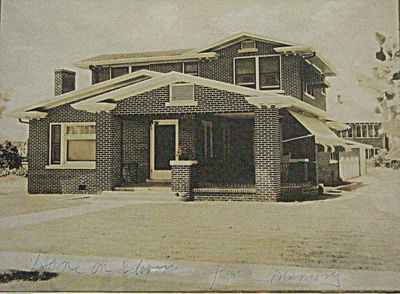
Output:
[{"xmin": 47, "ymin": 122, "xmax": 96, "ymax": 169}]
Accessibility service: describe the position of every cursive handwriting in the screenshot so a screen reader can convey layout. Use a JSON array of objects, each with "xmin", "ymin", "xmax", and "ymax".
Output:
[{"xmin": 209, "ymin": 264, "xmax": 341, "ymax": 289}]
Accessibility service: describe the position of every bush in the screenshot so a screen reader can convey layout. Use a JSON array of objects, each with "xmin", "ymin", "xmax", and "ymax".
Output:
[
  {"xmin": 369, "ymin": 150, "xmax": 387, "ymax": 167},
  {"xmin": 0, "ymin": 141, "xmax": 22, "ymax": 169},
  {"xmin": 0, "ymin": 167, "xmax": 27, "ymax": 177}
]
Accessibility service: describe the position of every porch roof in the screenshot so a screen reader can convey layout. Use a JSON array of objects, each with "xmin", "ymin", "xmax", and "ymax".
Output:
[
  {"xmin": 71, "ymin": 71, "xmax": 332, "ymax": 120},
  {"xmin": 288, "ymin": 110, "xmax": 351, "ymax": 151}
]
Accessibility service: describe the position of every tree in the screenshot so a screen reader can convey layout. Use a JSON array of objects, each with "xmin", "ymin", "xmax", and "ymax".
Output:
[{"xmin": 358, "ymin": 33, "xmax": 400, "ymax": 159}]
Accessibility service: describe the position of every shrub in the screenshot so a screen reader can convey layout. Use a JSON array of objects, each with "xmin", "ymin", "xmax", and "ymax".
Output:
[
  {"xmin": 370, "ymin": 150, "xmax": 387, "ymax": 167},
  {"xmin": 0, "ymin": 141, "xmax": 22, "ymax": 169}
]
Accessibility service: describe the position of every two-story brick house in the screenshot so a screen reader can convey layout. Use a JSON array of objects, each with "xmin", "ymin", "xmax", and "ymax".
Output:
[{"xmin": 8, "ymin": 32, "xmax": 350, "ymax": 201}]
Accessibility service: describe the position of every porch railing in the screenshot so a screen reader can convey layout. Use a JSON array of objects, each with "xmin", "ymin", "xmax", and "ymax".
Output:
[{"xmin": 193, "ymin": 161, "xmax": 316, "ymax": 189}]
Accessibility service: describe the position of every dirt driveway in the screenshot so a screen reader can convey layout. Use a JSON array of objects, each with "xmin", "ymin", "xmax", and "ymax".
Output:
[{"xmin": 0, "ymin": 168, "xmax": 399, "ymax": 291}]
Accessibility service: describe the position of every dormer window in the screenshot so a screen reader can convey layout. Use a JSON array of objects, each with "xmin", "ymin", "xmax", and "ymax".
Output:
[
  {"xmin": 166, "ymin": 83, "xmax": 198, "ymax": 106},
  {"xmin": 239, "ymin": 40, "xmax": 258, "ymax": 53}
]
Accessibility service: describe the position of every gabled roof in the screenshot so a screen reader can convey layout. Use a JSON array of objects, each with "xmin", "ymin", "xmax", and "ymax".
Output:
[
  {"xmin": 186, "ymin": 31, "xmax": 301, "ymax": 54},
  {"xmin": 72, "ymin": 70, "xmax": 331, "ymax": 120},
  {"xmin": 79, "ymin": 48, "xmax": 195, "ymax": 63},
  {"xmin": 274, "ymin": 46, "xmax": 337, "ymax": 76},
  {"xmin": 6, "ymin": 70, "xmax": 162, "ymax": 119}
]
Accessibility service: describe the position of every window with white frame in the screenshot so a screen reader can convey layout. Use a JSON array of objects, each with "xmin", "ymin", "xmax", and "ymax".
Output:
[
  {"xmin": 170, "ymin": 83, "xmax": 194, "ymax": 102},
  {"xmin": 241, "ymin": 40, "xmax": 256, "ymax": 50},
  {"xmin": 183, "ymin": 62, "xmax": 198, "ymax": 76},
  {"xmin": 49, "ymin": 122, "xmax": 96, "ymax": 165},
  {"xmin": 202, "ymin": 121, "xmax": 213, "ymax": 159},
  {"xmin": 354, "ymin": 123, "xmax": 381, "ymax": 138},
  {"xmin": 234, "ymin": 55, "xmax": 281, "ymax": 90}
]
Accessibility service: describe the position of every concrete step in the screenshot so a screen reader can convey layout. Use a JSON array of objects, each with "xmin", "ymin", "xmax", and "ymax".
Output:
[{"xmin": 101, "ymin": 190, "xmax": 178, "ymax": 198}]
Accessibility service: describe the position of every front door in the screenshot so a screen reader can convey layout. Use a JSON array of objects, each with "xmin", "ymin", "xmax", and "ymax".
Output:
[{"xmin": 150, "ymin": 119, "xmax": 178, "ymax": 180}]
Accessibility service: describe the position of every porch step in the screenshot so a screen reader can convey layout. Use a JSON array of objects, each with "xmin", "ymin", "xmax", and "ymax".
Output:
[{"xmin": 102, "ymin": 187, "xmax": 178, "ymax": 198}]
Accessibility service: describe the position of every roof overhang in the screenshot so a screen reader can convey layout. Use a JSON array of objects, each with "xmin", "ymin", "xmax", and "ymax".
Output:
[
  {"xmin": 343, "ymin": 139, "xmax": 373, "ymax": 149},
  {"xmin": 6, "ymin": 111, "xmax": 48, "ymax": 120},
  {"xmin": 73, "ymin": 71, "xmax": 332, "ymax": 121},
  {"xmin": 5, "ymin": 70, "xmax": 162, "ymax": 120},
  {"xmin": 274, "ymin": 46, "xmax": 337, "ymax": 77},
  {"xmin": 186, "ymin": 31, "xmax": 302, "ymax": 54},
  {"xmin": 74, "ymin": 52, "xmax": 218, "ymax": 70},
  {"xmin": 288, "ymin": 110, "xmax": 351, "ymax": 151},
  {"xmin": 72, "ymin": 71, "xmax": 290, "ymax": 113},
  {"xmin": 324, "ymin": 121, "xmax": 350, "ymax": 131}
]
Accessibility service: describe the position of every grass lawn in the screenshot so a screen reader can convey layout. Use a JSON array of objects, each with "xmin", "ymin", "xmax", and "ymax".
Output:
[
  {"xmin": 0, "ymin": 176, "xmax": 89, "ymax": 217},
  {"xmin": 0, "ymin": 168, "xmax": 399, "ymax": 291}
]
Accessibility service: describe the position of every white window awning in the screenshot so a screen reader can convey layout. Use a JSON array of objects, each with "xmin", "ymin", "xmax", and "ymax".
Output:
[{"xmin": 288, "ymin": 110, "xmax": 351, "ymax": 151}]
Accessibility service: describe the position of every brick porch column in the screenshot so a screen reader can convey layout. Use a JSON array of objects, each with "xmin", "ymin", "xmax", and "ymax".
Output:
[
  {"xmin": 96, "ymin": 112, "xmax": 122, "ymax": 192},
  {"xmin": 170, "ymin": 160, "xmax": 197, "ymax": 195},
  {"xmin": 254, "ymin": 106, "xmax": 281, "ymax": 200}
]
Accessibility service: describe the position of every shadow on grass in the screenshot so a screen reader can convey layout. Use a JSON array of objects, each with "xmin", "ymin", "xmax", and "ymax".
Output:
[
  {"xmin": 279, "ymin": 181, "xmax": 367, "ymax": 203},
  {"xmin": 0, "ymin": 270, "xmax": 58, "ymax": 284}
]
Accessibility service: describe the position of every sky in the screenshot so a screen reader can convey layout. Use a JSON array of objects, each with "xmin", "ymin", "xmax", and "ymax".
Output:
[{"xmin": 0, "ymin": 0, "xmax": 398, "ymax": 141}]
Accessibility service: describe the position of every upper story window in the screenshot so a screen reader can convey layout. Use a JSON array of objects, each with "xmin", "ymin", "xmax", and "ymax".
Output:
[
  {"xmin": 49, "ymin": 122, "xmax": 96, "ymax": 169},
  {"xmin": 110, "ymin": 67, "xmax": 129, "ymax": 79},
  {"xmin": 131, "ymin": 65, "xmax": 149, "ymax": 72},
  {"xmin": 234, "ymin": 55, "xmax": 281, "ymax": 90},
  {"xmin": 303, "ymin": 63, "xmax": 326, "ymax": 99},
  {"xmin": 183, "ymin": 62, "xmax": 198, "ymax": 76}
]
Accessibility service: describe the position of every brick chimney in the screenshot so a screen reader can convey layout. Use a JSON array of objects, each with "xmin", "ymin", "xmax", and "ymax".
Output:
[{"xmin": 54, "ymin": 69, "xmax": 76, "ymax": 96}]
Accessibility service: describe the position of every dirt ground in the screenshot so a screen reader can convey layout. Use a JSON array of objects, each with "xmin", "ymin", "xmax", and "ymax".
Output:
[{"xmin": 0, "ymin": 168, "xmax": 399, "ymax": 291}]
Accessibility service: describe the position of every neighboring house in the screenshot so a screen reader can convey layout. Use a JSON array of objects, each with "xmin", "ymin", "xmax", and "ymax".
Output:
[
  {"xmin": 329, "ymin": 95, "xmax": 389, "ymax": 160},
  {"xmin": 7, "ymin": 32, "xmax": 351, "ymax": 201}
]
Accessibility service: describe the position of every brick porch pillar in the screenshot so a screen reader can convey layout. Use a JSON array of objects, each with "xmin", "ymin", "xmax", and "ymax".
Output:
[
  {"xmin": 96, "ymin": 112, "xmax": 122, "ymax": 192},
  {"xmin": 170, "ymin": 160, "xmax": 197, "ymax": 196},
  {"xmin": 254, "ymin": 106, "xmax": 281, "ymax": 200}
]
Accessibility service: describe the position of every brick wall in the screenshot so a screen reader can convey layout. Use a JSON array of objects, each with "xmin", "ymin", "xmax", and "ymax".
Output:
[
  {"xmin": 28, "ymin": 103, "xmax": 98, "ymax": 194},
  {"xmin": 113, "ymin": 85, "xmax": 256, "ymax": 116},
  {"xmin": 254, "ymin": 106, "xmax": 281, "ymax": 200},
  {"xmin": 54, "ymin": 69, "xmax": 75, "ymax": 96},
  {"xmin": 88, "ymin": 40, "xmax": 327, "ymax": 111},
  {"xmin": 171, "ymin": 164, "xmax": 194, "ymax": 194},
  {"xmin": 96, "ymin": 112, "xmax": 122, "ymax": 191}
]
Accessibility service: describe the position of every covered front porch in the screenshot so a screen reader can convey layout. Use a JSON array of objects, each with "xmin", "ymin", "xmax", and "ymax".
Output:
[{"xmin": 117, "ymin": 107, "xmax": 323, "ymax": 201}]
